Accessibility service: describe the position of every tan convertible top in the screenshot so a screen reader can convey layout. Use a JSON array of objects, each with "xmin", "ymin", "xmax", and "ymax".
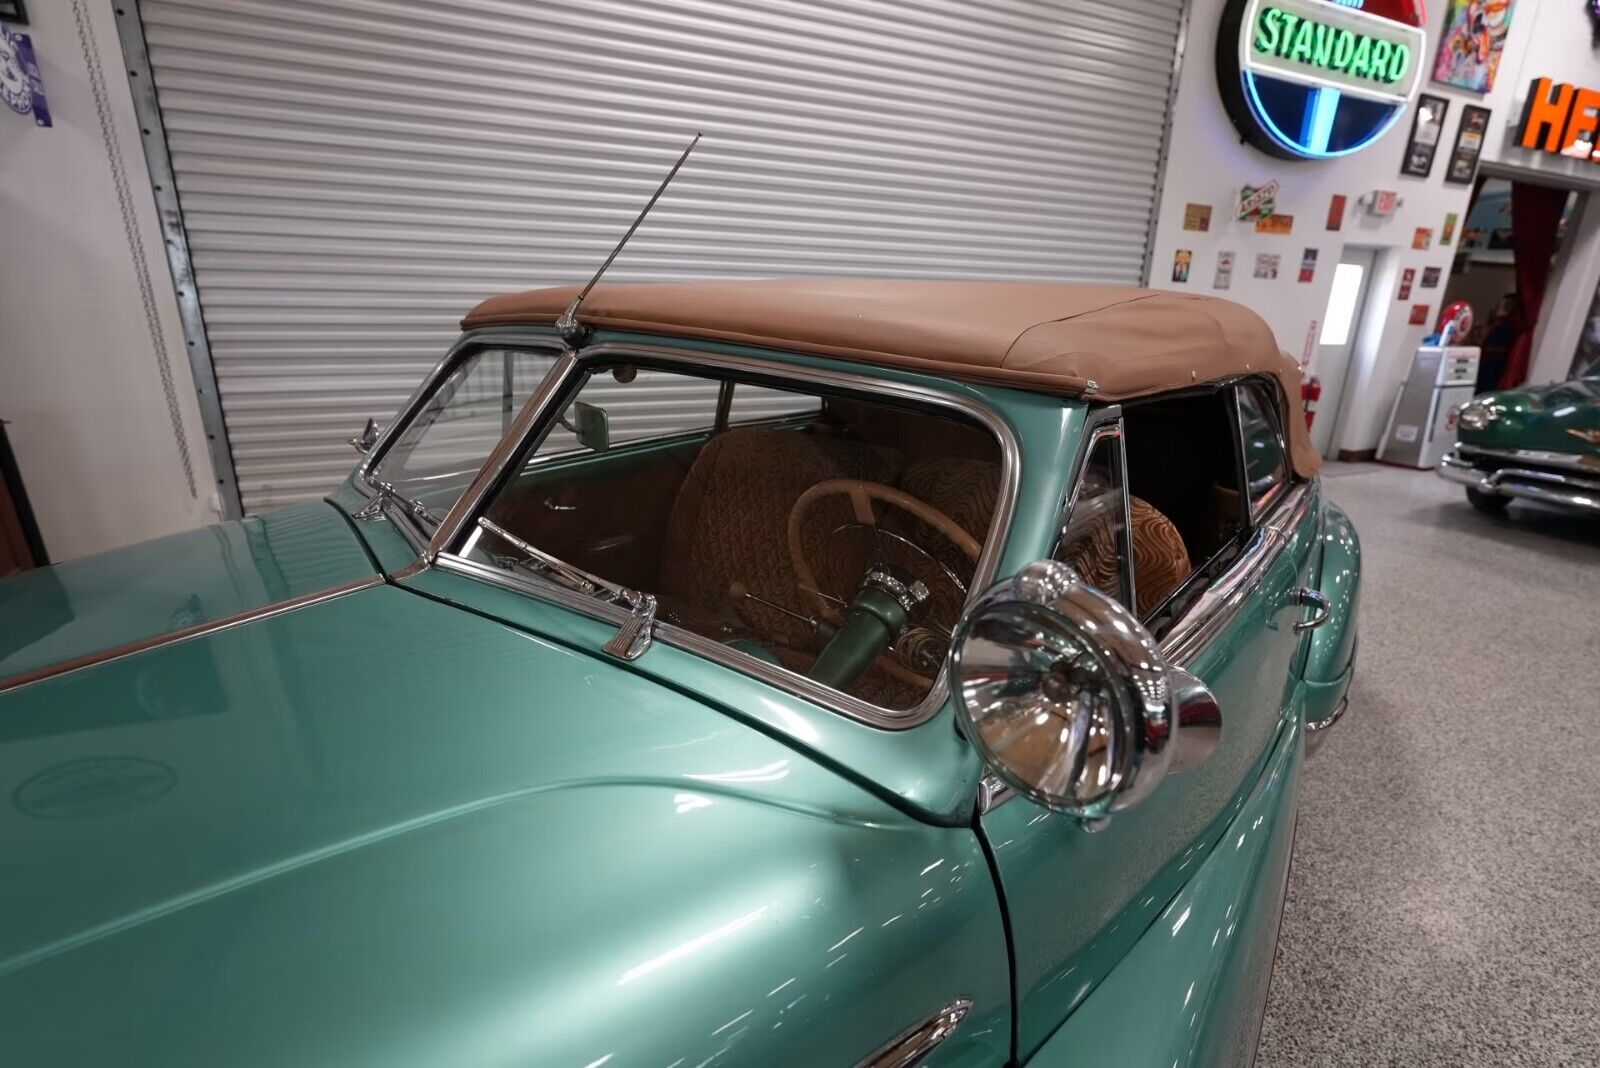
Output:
[{"xmin": 464, "ymin": 278, "xmax": 1319, "ymax": 476}]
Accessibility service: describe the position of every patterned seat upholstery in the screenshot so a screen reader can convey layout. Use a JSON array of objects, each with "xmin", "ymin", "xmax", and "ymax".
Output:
[
  {"xmin": 1064, "ymin": 496, "xmax": 1191, "ymax": 618},
  {"xmin": 658, "ymin": 426, "xmax": 897, "ymax": 646}
]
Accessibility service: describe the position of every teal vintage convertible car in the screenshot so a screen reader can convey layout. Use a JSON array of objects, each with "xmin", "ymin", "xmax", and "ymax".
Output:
[
  {"xmin": 0, "ymin": 280, "xmax": 1360, "ymax": 1066},
  {"xmin": 1439, "ymin": 373, "xmax": 1600, "ymax": 516}
]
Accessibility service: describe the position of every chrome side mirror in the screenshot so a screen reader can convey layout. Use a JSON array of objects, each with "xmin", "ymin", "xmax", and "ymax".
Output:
[
  {"xmin": 348, "ymin": 417, "xmax": 380, "ymax": 454},
  {"xmin": 950, "ymin": 560, "xmax": 1221, "ymax": 819}
]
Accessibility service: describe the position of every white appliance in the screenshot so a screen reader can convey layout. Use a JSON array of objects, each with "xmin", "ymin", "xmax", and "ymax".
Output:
[{"xmin": 1377, "ymin": 345, "xmax": 1481, "ymax": 469}]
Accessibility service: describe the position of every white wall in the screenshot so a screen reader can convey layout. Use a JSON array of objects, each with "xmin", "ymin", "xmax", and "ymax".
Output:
[
  {"xmin": 1151, "ymin": 0, "xmax": 1600, "ymax": 456},
  {"xmin": 0, "ymin": 0, "xmax": 217, "ymax": 562}
]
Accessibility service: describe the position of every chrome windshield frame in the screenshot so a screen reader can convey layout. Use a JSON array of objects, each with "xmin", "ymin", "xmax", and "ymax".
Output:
[{"xmin": 422, "ymin": 336, "xmax": 1023, "ymax": 731}]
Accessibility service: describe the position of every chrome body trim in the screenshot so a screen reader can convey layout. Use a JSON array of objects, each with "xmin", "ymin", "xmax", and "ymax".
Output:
[
  {"xmin": 1456, "ymin": 443, "xmax": 1600, "ymax": 474},
  {"xmin": 423, "ymin": 340, "xmax": 1023, "ymax": 731},
  {"xmin": 1304, "ymin": 696, "xmax": 1349, "ymax": 757},
  {"xmin": 1292, "ymin": 587, "xmax": 1331, "ymax": 632},
  {"xmin": 1439, "ymin": 450, "xmax": 1600, "ymax": 514},
  {"xmin": 1050, "ymin": 407, "xmax": 1134, "ymax": 610},
  {"xmin": 0, "ymin": 577, "xmax": 384, "ymax": 697},
  {"xmin": 1158, "ymin": 482, "xmax": 1315, "ymax": 668},
  {"xmin": 856, "ymin": 998, "xmax": 973, "ymax": 1068}
]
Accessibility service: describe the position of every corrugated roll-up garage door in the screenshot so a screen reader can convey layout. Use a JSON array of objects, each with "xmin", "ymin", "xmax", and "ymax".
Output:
[{"xmin": 135, "ymin": 0, "xmax": 1186, "ymax": 512}]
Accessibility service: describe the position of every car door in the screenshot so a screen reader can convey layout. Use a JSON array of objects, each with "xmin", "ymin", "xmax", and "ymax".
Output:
[{"xmin": 979, "ymin": 384, "xmax": 1318, "ymax": 1061}]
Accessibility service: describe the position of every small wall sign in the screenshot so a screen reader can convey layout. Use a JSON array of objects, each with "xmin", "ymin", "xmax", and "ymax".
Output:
[
  {"xmin": 1183, "ymin": 203, "xmax": 1213, "ymax": 231},
  {"xmin": 1442, "ymin": 212, "xmax": 1458, "ymax": 244},
  {"xmin": 0, "ymin": 23, "xmax": 48, "ymax": 126},
  {"xmin": 1401, "ymin": 94, "xmax": 1449, "ymax": 178},
  {"xmin": 1216, "ymin": 0, "xmax": 1427, "ymax": 160},
  {"xmin": 1237, "ymin": 181, "xmax": 1279, "ymax": 219},
  {"xmin": 1326, "ymin": 194, "xmax": 1347, "ymax": 231},
  {"xmin": 1409, "ymin": 303, "xmax": 1431, "ymax": 326},
  {"xmin": 1412, "ymin": 227, "xmax": 1432, "ymax": 250},
  {"xmin": 1445, "ymin": 105, "xmax": 1491, "ymax": 183},
  {"xmin": 1517, "ymin": 78, "xmax": 1600, "ymax": 164},
  {"xmin": 1298, "ymin": 248, "xmax": 1318, "ymax": 283},
  {"xmin": 1363, "ymin": 189, "xmax": 1402, "ymax": 217},
  {"xmin": 1254, "ymin": 253, "xmax": 1281, "ymax": 280},
  {"xmin": 1172, "ymin": 249, "xmax": 1194, "ymax": 283},
  {"xmin": 1256, "ymin": 213, "xmax": 1295, "ymax": 235},
  {"xmin": 1214, "ymin": 251, "xmax": 1236, "ymax": 290},
  {"xmin": 1421, "ymin": 266, "xmax": 1442, "ymax": 288},
  {"xmin": 1398, "ymin": 267, "xmax": 1415, "ymax": 300}
]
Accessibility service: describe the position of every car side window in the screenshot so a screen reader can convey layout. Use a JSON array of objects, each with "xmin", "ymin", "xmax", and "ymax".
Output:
[
  {"xmin": 1055, "ymin": 425, "xmax": 1133, "ymax": 612},
  {"xmin": 1236, "ymin": 382, "xmax": 1289, "ymax": 515},
  {"xmin": 1118, "ymin": 389, "xmax": 1250, "ymax": 625}
]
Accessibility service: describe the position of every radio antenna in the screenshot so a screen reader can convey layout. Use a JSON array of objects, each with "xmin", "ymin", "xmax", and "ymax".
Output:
[{"xmin": 556, "ymin": 132, "xmax": 702, "ymax": 345}]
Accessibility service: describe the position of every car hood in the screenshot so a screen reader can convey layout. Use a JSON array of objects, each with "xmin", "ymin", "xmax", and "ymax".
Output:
[
  {"xmin": 1460, "ymin": 378, "xmax": 1600, "ymax": 457},
  {"xmin": 0, "ymin": 501, "xmax": 375, "ymax": 682},
  {"xmin": 0, "ymin": 583, "xmax": 1006, "ymax": 1065}
]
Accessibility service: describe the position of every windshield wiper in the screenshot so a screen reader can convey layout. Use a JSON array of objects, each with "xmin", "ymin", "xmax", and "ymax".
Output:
[
  {"xmin": 476, "ymin": 517, "xmax": 656, "ymax": 660},
  {"xmin": 355, "ymin": 479, "xmax": 438, "ymax": 525}
]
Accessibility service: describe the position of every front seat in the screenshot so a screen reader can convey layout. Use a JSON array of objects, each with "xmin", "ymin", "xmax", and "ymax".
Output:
[
  {"xmin": 1064, "ymin": 495, "xmax": 1192, "ymax": 618},
  {"xmin": 657, "ymin": 426, "xmax": 898, "ymax": 647}
]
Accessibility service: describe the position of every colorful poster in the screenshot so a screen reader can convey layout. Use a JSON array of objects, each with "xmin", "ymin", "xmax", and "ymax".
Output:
[
  {"xmin": 1172, "ymin": 249, "xmax": 1193, "ymax": 284},
  {"xmin": 1256, "ymin": 214, "xmax": 1294, "ymax": 235},
  {"xmin": 1442, "ymin": 212, "xmax": 1459, "ymax": 245},
  {"xmin": 1433, "ymin": 0, "xmax": 1517, "ymax": 94},
  {"xmin": 1213, "ymin": 251, "xmax": 1235, "ymax": 290},
  {"xmin": 1183, "ymin": 203, "xmax": 1212, "ymax": 232},
  {"xmin": 1421, "ymin": 266, "xmax": 1443, "ymax": 288},
  {"xmin": 1409, "ymin": 303, "xmax": 1432, "ymax": 326},
  {"xmin": 1254, "ymin": 253, "xmax": 1280, "ymax": 280},
  {"xmin": 1398, "ymin": 268, "xmax": 1416, "ymax": 300},
  {"xmin": 0, "ymin": 25, "xmax": 51, "ymax": 127},
  {"xmin": 1413, "ymin": 227, "xmax": 1433, "ymax": 250},
  {"xmin": 1326, "ymin": 194, "xmax": 1347, "ymax": 231},
  {"xmin": 1402, "ymin": 95, "xmax": 1449, "ymax": 178},
  {"xmin": 1445, "ymin": 105, "xmax": 1491, "ymax": 184},
  {"xmin": 1298, "ymin": 248, "xmax": 1318, "ymax": 284}
]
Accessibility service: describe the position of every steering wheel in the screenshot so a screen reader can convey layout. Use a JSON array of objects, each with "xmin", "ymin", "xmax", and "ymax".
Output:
[{"xmin": 787, "ymin": 479, "xmax": 980, "ymax": 688}]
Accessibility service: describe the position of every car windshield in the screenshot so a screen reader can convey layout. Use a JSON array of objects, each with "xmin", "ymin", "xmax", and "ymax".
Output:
[
  {"xmin": 368, "ymin": 347, "xmax": 561, "ymax": 522},
  {"xmin": 454, "ymin": 359, "xmax": 1004, "ymax": 712}
]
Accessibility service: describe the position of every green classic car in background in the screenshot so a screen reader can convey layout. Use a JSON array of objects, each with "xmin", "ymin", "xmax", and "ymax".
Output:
[
  {"xmin": 1, "ymin": 280, "xmax": 1361, "ymax": 1066},
  {"xmin": 1440, "ymin": 374, "xmax": 1600, "ymax": 517}
]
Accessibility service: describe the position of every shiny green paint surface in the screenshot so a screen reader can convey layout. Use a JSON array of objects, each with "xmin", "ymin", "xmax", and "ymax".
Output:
[
  {"xmin": 404, "ymin": 336, "xmax": 1083, "ymax": 827},
  {"xmin": 0, "ymin": 501, "xmax": 374, "ymax": 680},
  {"xmin": 1458, "ymin": 377, "xmax": 1600, "ymax": 458},
  {"xmin": 326, "ymin": 477, "xmax": 431, "ymax": 575},
  {"xmin": 986, "ymin": 485, "xmax": 1321, "ymax": 1059},
  {"xmin": 0, "ymin": 583, "xmax": 1009, "ymax": 1066},
  {"xmin": 1026, "ymin": 717, "xmax": 1303, "ymax": 1066},
  {"xmin": 1301, "ymin": 500, "xmax": 1361, "ymax": 728}
]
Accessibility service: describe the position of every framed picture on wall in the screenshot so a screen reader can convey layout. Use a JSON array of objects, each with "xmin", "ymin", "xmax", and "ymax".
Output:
[
  {"xmin": 1401, "ymin": 95, "xmax": 1450, "ymax": 178},
  {"xmin": 1432, "ymin": 0, "xmax": 1517, "ymax": 93},
  {"xmin": 1445, "ymin": 105, "xmax": 1492, "ymax": 184}
]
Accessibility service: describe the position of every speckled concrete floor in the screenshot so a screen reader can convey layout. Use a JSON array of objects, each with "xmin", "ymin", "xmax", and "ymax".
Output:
[{"xmin": 1256, "ymin": 463, "xmax": 1600, "ymax": 1067}]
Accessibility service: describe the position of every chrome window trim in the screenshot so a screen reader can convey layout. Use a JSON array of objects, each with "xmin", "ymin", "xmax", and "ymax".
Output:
[
  {"xmin": 1050, "ymin": 410, "xmax": 1136, "ymax": 615},
  {"xmin": 1234, "ymin": 378, "xmax": 1292, "ymax": 521},
  {"xmin": 353, "ymin": 335, "xmax": 569, "ymax": 549},
  {"xmin": 424, "ymin": 340, "xmax": 1022, "ymax": 732}
]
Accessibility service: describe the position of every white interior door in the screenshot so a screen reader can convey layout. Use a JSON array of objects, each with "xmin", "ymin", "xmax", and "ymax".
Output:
[{"xmin": 1313, "ymin": 247, "xmax": 1379, "ymax": 457}]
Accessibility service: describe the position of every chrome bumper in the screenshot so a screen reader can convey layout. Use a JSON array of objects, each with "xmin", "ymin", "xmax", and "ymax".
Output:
[{"xmin": 1438, "ymin": 450, "xmax": 1600, "ymax": 514}]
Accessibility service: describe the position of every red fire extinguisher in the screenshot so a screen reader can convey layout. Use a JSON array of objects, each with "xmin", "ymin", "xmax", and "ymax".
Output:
[{"xmin": 1302, "ymin": 376, "xmax": 1322, "ymax": 429}]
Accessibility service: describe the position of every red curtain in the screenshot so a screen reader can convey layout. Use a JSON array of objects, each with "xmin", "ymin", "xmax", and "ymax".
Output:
[{"xmin": 1501, "ymin": 182, "xmax": 1568, "ymax": 388}]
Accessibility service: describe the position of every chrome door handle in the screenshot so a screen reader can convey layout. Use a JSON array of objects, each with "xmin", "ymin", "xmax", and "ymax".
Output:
[
  {"xmin": 542, "ymin": 497, "xmax": 578, "ymax": 513},
  {"xmin": 1292, "ymin": 587, "xmax": 1330, "ymax": 632}
]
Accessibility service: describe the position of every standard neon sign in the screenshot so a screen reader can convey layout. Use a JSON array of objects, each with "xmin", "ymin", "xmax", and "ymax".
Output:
[
  {"xmin": 1219, "ymin": 0, "xmax": 1427, "ymax": 160},
  {"xmin": 1251, "ymin": 6, "xmax": 1414, "ymax": 90}
]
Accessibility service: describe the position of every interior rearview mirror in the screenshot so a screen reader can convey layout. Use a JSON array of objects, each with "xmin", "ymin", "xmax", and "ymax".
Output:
[{"xmin": 949, "ymin": 560, "xmax": 1221, "ymax": 819}]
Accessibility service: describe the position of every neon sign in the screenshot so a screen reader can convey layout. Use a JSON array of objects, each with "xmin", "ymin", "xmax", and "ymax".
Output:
[
  {"xmin": 1218, "ymin": 0, "xmax": 1427, "ymax": 160},
  {"xmin": 1517, "ymin": 78, "xmax": 1600, "ymax": 164}
]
